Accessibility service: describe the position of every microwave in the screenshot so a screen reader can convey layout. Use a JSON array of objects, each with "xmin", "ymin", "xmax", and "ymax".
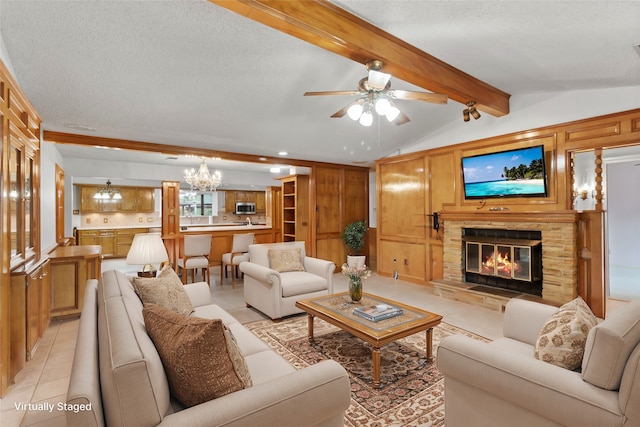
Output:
[{"xmin": 235, "ymin": 202, "xmax": 256, "ymax": 215}]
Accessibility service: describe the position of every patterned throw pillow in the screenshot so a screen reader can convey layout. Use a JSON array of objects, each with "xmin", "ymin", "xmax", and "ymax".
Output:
[
  {"xmin": 534, "ymin": 296, "xmax": 598, "ymax": 370},
  {"xmin": 268, "ymin": 248, "xmax": 305, "ymax": 272},
  {"xmin": 142, "ymin": 304, "xmax": 252, "ymax": 407},
  {"xmin": 132, "ymin": 266, "xmax": 194, "ymax": 316}
]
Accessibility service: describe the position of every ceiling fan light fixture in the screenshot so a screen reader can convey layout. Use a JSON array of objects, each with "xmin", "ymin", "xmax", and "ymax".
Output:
[
  {"xmin": 463, "ymin": 101, "xmax": 480, "ymax": 121},
  {"xmin": 375, "ymin": 98, "xmax": 390, "ymax": 115},
  {"xmin": 385, "ymin": 105, "xmax": 400, "ymax": 122},
  {"xmin": 359, "ymin": 110, "xmax": 373, "ymax": 127},
  {"xmin": 368, "ymin": 69, "xmax": 391, "ymax": 90},
  {"xmin": 347, "ymin": 103, "xmax": 363, "ymax": 120}
]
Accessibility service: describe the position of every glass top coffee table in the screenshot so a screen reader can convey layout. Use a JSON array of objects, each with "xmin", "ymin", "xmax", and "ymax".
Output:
[{"xmin": 295, "ymin": 292, "xmax": 442, "ymax": 388}]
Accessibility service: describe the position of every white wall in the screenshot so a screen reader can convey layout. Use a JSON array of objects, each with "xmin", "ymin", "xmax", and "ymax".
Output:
[
  {"xmin": 606, "ymin": 160, "xmax": 640, "ymax": 267},
  {"xmin": 39, "ymin": 142, "xmax": 65, "ymax": 250}
]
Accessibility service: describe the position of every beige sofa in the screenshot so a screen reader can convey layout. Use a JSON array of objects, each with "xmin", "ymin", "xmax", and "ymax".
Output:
[
  {"xmin": 240, "ymin": 241, "xmax": 335, "ymax": 320},
  {"xmin": 437, "ymin": 298, "xmax": 640, "ymax": 427},
  {"xmin": 66, "ymin": 270, "xmax": 351, "ymax": 427}
]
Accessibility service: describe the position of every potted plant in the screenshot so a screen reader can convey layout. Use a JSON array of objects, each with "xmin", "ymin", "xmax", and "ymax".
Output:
[{"xmin": 342, "ymin": 220, "xmax": 367, "ymax": 267}]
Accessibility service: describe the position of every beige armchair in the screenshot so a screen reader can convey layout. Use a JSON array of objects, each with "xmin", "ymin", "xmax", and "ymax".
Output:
[{"xmin": 240, "ymin": 241, "xmax": 335, "ymax": 320}]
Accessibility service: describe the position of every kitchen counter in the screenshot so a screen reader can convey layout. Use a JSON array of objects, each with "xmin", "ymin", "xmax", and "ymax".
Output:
[
  {"xmin": 180, "ymin": 224, "xmax": 271, "ymax": 232},
  {"xmin": 76, "ymin": 225, "xmax": 157, "ymax": 230}
]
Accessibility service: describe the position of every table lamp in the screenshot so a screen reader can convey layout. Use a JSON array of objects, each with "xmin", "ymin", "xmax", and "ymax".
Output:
[{"xmin": 126, "ymin": 233, "xmax": 169, "ymax": 277}]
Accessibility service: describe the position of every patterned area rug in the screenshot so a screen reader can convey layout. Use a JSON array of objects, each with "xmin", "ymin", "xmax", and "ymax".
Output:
[{"xmin": 245, "ymin": 315, "xmax": 490, "ymax": 427}]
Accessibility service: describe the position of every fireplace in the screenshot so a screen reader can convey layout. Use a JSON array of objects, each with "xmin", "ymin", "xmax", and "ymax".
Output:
[{"xmin": 463, "ymin": 228, "xmax": 542, "ymax": 296}]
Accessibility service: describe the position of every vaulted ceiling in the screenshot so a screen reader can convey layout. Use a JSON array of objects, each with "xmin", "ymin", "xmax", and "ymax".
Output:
[{"xmin": 1, "ymin": 1, "xmax": 638, "ymax": 170}]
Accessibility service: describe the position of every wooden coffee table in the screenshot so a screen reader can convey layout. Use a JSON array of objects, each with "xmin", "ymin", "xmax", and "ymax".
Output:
[{"xmin": 295, "ymin": 292, "xmax": 442, "ymax": 388}]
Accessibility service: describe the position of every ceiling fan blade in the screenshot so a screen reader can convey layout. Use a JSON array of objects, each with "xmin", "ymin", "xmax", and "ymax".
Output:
[
  {"xmin": 387, "ymin": 89, "xmax": 448, "ymax": 104},
  {"xmin": 391, "ymin": 110, "xmax": 411, "ymax": 126},
  {"xmin": 330, "ymin": 98, "xmax": 365, "ymax": 118},
  {"xmin": 304, "ymin": 90, "xmax": 361, "ymax": 97}
]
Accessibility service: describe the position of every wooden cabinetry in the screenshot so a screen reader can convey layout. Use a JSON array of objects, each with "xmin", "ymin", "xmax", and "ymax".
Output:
[
  {"xmin": 115, "ymin": 228, "xmax": 149, "ymax": 257},
  {"xmin": 223, "ymin": 191, "xmax": 266, "ymax": 213},
  {"xmin": 49, "ymin": 245, "xmax": 102, "ymax": 318},
  {"xmin": 79, "ymin": 186, "xmax": 155, "ymax": 213},
  {"xmin": 280, "ymin": 175, "xmax": 310, "ymax": 249},
  {"xmin": 2, "ymin": 58, "xmax": 42, "ymax": 396},
  {"xmin": 9, "ymin": 259, "xmax": 50, "ymax": 385},
  {"xmin": 77, "ymin": 228, "xmax": 148, "ymax": 258},
  {"xmin": 314, "ymin": 166, "xmax": 368, "ymax": 268}
]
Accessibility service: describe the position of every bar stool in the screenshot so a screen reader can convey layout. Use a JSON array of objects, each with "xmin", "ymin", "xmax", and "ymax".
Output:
[
  {"xmin": 220, "ymin": 233, "xmax": 254, "ymax": 288},
  {"xmin": 177, "ymin": 234, "xmax": 212, "ymax": 285}
]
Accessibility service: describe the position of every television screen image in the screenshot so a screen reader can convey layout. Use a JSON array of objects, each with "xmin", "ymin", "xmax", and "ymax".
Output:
[{"xmin": 462, "ymin": 145, "xmax": 547, "ymax": 199}]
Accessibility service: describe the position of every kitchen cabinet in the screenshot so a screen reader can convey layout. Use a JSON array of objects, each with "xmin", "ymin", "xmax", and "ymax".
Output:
[
  {"xmin": 77, "ymin": 228, "xmax": 148, "ymax": 258},
  {"xmin": 223, "ymin": 191, "xmax": 265, "ymax": 213},
  {"xmin": 79, "ymin": 186, "xmax": 155, "ymax": 213},
  {"xmin": 115, "ymin": 228, "xmax": 149, "ymax": 257}
]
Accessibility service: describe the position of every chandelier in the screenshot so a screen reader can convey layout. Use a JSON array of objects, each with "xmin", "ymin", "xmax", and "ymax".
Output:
[
  {"xmin": 184, "ymin": 159, "xmax": 222, "ymax": 191},
  {"xmin": 93, "ymin": 180, "xmax": 122, "ymax": 200}
]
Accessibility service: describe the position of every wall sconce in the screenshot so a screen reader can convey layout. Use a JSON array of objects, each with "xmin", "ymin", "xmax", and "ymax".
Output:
[{"xmin": 463, "ymin": 101, "xmax": 481, "ymax": 122}]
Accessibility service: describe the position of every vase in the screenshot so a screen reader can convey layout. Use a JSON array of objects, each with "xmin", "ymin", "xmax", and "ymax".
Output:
[{"xmin": 349, "ymin": 278, "xmax": 362, "ymax": 302}]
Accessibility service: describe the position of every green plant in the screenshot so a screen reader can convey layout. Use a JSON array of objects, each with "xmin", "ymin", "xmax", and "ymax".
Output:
[{"xmin": 342, "ymin": 220, "xmax": 367, "ymax": 255}]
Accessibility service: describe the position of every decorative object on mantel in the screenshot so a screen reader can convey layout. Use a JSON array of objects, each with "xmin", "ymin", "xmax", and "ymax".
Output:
[
  {"xmin": 93, "ymin": 179, "xmax": 122, "ymax": 200},
  {"xmin": 342, "ymin": 220, "xmax": 367, "ymax": 267},
  {"xmin": 126, "ymin": 232, "xmax": 169, "ymax": 277},
  {"xmin": 184, "ymin": 158, "xmax": 222, "ymax": 191},
  {"xmin": 341, "ymin": 262, "xmax": 371, "ymax": 302}
]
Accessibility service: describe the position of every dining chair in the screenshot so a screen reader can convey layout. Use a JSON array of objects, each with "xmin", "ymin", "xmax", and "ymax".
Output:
[
  {"xmin": 221, "ymin": 232, "xmax": 254, "ymax": 288},
  {"xmin": 177, "ymin": 234, "xmax": 212, "ymax": 285}
]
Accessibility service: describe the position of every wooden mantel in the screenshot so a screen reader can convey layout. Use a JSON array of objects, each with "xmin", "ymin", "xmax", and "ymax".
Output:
[{"xmin": 440, "ymin": 210, "xmax": 580, "ymax": 224}]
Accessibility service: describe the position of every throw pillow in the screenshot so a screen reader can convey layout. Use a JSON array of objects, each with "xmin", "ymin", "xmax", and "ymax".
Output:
[
  {"xmin": 142, "ymin": 304, "xmax": 252, "ymax": 407},
  {"xmin": 534, "ymin": 296, "xmax": 598, "ymax": 370},
  {"xmin": 133, "ymin": 266, "xmax": 194, "ymax": 316},
  {"xmin": 268, "ymin": 248, "xmax": 305, "ymax": 273}
]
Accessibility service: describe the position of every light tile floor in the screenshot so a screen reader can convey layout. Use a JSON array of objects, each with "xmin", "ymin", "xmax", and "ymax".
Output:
[{"xmin": 0, "ymin": 261, "xmax": 629, "ymax": 426}]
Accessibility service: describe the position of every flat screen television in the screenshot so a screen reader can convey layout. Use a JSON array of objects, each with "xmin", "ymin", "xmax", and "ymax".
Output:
[{"xmin": 461, "ymin": 145, "xmax": 548, "ymax": 199}]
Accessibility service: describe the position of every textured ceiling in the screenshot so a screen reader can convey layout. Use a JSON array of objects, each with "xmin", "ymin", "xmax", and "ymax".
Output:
[{"xmin": 1, "ymin": 0, "xmax": 639, "ymax": 170}]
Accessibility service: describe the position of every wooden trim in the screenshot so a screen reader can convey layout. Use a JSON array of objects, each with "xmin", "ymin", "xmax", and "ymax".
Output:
[
  {"xmin": 43, "ymin": 130, "xmax": 369, "ymax": 171},
  {"xmin": 208, "ymin": 0, "xmax": 510, "ymax": 117},
  {"xmin": 440, "ymin": 210, "xmax": 579, "ymax": 224}
]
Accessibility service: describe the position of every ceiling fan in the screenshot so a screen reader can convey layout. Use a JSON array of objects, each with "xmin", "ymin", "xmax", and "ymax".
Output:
[{"xmin": 304, "ymin": 60, "xmax": 448, "ymax": 126}]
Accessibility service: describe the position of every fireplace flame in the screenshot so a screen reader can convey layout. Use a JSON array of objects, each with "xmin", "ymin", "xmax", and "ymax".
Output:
[{"xmin": 482, "ymin": 251, "xmax": 521, "ymax": 275}]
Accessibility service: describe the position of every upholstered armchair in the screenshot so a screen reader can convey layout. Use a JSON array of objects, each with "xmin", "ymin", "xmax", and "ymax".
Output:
[{"xmin": 240, "ymin": 241, "xmax": 335, "ymax": 320}]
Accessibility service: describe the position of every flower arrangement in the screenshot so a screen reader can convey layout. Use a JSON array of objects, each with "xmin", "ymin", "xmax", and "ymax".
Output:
[
  {"xmin": 341, "ymin": 263, "xmax": 372, "ymax": 282},
  {"xmin": 341, "ymin": 263, "xmax": 371, "ymax": 302}
]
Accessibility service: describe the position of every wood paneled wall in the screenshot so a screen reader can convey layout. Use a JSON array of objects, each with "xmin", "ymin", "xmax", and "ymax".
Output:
[{"xmin": 376, "ymin": 108, "xmax": 640, "ymax": 313}]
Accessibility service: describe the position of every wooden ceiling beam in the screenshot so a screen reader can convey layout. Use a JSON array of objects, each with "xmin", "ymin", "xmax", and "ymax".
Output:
[
  {"xmin": 208, "ymin": 0, "xmax": 510, "ymax": 117},
  {"xmin": 43, "ymin": 131, "xmax": 369, "ymax": 170}
]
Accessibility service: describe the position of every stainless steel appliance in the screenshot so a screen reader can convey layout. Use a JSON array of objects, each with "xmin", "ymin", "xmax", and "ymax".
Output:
[{"xmin": 235, "ymin": 202, "xmax": 256, "ymax": 215}]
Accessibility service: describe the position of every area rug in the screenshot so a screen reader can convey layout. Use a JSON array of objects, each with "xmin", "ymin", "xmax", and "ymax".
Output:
[{"xmin": 245, "ymin": 315, "xmax": 490, "ymax": 427}]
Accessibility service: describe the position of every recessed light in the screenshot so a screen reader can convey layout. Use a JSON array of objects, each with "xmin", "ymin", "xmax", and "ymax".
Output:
[
  {"xmin": 270, "ymin": 167, "xmax": 281, "ymax": 173},
  {"xmin": 258, "ymin": 157, "xmax": 267, "ymax": 161},
  {"xmin": 278, "ymin": 151, "xmax": 288, "ymax": 156}
]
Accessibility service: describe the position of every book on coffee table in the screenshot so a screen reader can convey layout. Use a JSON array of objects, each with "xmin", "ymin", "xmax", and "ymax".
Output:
[{"xmin": 353, "ymin": 304, "xmax": 404, "ymax": 322}]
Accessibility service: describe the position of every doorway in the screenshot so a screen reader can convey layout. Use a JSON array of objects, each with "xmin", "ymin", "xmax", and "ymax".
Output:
[{"xmin": 604, "ymin": 147, "xmax": 640, "ymax": 300}]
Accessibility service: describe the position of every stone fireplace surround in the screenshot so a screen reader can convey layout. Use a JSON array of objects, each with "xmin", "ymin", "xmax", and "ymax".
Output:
[{"xmin": 440, "ymin": 211, "xmax": 580, "ymax": 306}]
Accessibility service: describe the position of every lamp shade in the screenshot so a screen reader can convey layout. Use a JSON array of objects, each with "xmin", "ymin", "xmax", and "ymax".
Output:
[{"xmin": 126, "ymin": 233, "xmax": 168, "ymax": 266}]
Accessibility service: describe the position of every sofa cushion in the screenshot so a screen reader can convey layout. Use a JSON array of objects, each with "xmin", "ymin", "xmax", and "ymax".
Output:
[
  {"xmin": 534, "ymin": 296, "xmax": 597, "ymax": 370},
  {"xmin": 280, "ymin": 272, "xmax": 328, "ymax": 297},
  {"xmin": 268, "ymin": 248, "xmax": 305, "ymax": 272},
  {"xmin": 133, "ymin": 267, "xmax": 194, "ymax": 316},
  {"xmin": 142, "ymin": 303, "xmax": 252, "ymax": 407},
  {"xmin": 582, "ymin": 300, "xmax": 640, "ymax": 390}
]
